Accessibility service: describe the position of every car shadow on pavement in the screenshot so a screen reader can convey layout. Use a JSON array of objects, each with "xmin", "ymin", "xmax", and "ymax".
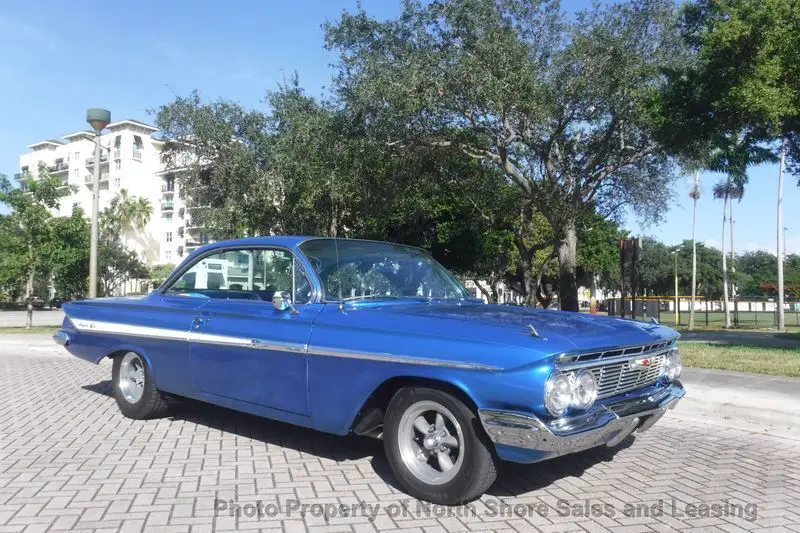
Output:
[
  {"xmin": 83, "ymin": 379, "xmax": 633, "ymax": 497},
  {"xmin": 83, "ymin": 380, "xmax": 382, "ymax": 462}
]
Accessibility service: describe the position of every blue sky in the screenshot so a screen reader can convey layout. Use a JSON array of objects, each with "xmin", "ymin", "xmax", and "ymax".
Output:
[{"xmin": 1, "ymin": 0, "xmax": 797, "ymax": 255}]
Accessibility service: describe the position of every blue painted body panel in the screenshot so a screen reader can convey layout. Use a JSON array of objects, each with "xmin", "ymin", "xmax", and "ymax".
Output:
[{"xmin": 59, "ymin": 236, "xmax": 680, "ymax": 463}]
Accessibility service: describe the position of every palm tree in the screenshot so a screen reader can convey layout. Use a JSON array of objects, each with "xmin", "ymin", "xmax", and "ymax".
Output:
[
  {"xmin": 688, "ymin": 169, "xmax": 701, "ymax": 330},
  {"xmin": 100, "ymin": 189, "xmax": 153, "ymax": 241},
  {"xmin": 707, "ymin": 134, "xmax": 776, "ymax": 329},
  {"xmin": 713, "ymin": 179, "xmax": 734, "ymax": 328}
]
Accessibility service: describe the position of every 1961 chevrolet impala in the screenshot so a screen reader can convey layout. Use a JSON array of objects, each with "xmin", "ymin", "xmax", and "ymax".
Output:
[{"xmin": 54, "ymin": 236, "xmax": 684, "ymax": 504}]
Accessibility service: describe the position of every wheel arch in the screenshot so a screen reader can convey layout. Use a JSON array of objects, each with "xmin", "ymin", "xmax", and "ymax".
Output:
[{"xmin": 350, "ymin": 375, "xmax": 481, "ymax": 436}]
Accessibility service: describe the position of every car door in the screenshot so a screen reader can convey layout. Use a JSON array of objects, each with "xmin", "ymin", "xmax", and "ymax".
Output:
[{"xmin": 185, "ymin": 247, "xmax": 322, "ymax": 416}]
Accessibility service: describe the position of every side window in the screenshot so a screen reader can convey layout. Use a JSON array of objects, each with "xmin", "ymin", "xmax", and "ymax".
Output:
[{"xmin": 167, "ymin": 248, "xmax": 312, "ymax": 303}]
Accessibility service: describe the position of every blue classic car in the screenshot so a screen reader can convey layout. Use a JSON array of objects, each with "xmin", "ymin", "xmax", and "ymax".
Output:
[{"xmin": 54, "ymin": 236, "xmax": 684, "ymax": 504}]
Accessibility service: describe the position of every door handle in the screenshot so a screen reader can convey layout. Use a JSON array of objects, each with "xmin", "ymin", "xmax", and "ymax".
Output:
[{"xmin": 192, "ymin": 316, "xmax": 208, "ymax": 328}]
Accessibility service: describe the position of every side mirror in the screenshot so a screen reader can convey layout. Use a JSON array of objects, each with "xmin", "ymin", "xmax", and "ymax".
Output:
[{"xmin": 272, "ymin": 291, "xmax": 298, "ymax": 314}]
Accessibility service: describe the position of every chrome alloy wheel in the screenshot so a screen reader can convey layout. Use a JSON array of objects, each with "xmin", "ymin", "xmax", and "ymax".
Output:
[
  {"xmin": 397, "ymin": 400, "xmax": 464, "ymax": 485},
  {"xmin": 118, "ymin": 352, "xmax": 145, "ymax": 404}
]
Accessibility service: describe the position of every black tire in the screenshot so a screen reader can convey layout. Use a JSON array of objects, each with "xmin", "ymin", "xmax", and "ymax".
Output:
[
  {"xmin": 111, "ymin": 351, "xmax": 170, "ymax": 419},
  {"xmin": 383, "ymin": 386, "xmax": 497, "ymax": 505}
]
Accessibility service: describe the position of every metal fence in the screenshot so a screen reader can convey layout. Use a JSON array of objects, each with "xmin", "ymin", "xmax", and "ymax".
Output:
[{"xmin": 605, "ymin": 296, "xmax": 800, "ymax": 328}]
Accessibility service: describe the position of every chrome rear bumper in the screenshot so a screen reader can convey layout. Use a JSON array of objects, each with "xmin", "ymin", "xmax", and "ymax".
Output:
[
  {"xmin": 53, "ymin": 330, "xmax": 70, "ymax": 347},
  {"xmin": 479, "ymin": 382, "xmax": 684, "ymax": 460}
]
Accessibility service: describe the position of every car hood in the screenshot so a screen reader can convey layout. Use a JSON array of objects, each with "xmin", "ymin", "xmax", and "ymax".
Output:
[{"xmin": 340, "ymin": 301, "xmax": 678, "ymax": 355}]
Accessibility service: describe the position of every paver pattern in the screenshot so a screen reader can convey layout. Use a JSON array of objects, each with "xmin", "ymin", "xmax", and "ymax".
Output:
[{"xmin": 2, "ymin": 349, "xmax": 799, "ymax": 533}]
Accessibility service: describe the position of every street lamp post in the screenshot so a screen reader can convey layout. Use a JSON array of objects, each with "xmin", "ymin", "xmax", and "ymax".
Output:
[
  {"xmin": 86, "ymin": 108, "xmax": 111, "ymax": 298},
  {"xmin": 671, "ymin": 250, "xmax": 679, "ymax": 326}
]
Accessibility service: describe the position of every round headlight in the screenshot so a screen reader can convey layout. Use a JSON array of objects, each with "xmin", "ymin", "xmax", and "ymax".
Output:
[
  {"xmin": 663, "ymin": 350, "xmax": 683, "ymax": 381},
  {"xmin": 545, "ymin": 372, "xmax": 573, "ymax": 417},
  {"xmin": 572, "ymin": 370, "xmax": 598, "ymax": 409}
]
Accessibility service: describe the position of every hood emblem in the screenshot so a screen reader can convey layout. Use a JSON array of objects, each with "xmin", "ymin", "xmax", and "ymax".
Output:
[
  {"xmin": 527, "ymin": 323, "xmax": 545, "ymax": 339},
  {"xmin": 630, "ymin": 357, "xmax": 652, "ymax": 369}
]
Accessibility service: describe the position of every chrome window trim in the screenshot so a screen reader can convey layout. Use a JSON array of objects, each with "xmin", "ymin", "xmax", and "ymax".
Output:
[
  {"xmin": 159, "ymin": 244, "xmax": 321, "ymax": 304},
  {"xmin": 69, "ymin": 319, "xmax": 500, "ymax": 372}
]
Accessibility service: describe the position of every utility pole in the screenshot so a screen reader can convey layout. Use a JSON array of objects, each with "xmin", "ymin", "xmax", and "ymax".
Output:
[
  {"xmin": 777, "ymin": 139, "xmax": 786, "ymax": 330},
  {"xmin": 86, "ymin": 109, "xmax": 111, "ymax": 299}
]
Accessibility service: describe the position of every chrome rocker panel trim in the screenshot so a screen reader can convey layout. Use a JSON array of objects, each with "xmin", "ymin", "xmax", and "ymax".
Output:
[{"xmin": 478, "ymin": 382, "xmax": 685, "ymax": 461}]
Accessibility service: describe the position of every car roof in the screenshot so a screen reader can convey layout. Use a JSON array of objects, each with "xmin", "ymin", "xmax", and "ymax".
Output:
[{"xmin": 197, "ymin": 235, "xmax": 317, "ymax": 252}]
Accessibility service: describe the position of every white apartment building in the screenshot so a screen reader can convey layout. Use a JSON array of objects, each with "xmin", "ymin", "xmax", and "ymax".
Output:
[{"xmin": 17, "ymin": 119, "xmax": 207, "ymax": 267}]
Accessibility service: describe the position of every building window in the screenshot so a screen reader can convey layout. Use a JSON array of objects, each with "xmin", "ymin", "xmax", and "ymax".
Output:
[
  {"xmin": 74, "ymin": 152, "xmax": 79, "ymax": 161},
  {"xmin": 133, "ymin": 136, "xmax": 143, "ymax": 160},
  {"xmin": 114, "ymin": 177, "xmax": 120, "ymax": 187},
  {"xmin": 72, "ymin": 168, "xmax": 79, "ymax": 178},
  {"xmin": 115, "ymin": 160, "xmax": 121, "ymax": 170},
  {"xmin": 164, "ymin": 212, "xmax": 173, "ymax": 221},
  {"xmin": 165, "ymin": 232, "xmax": 173, "ymax": 243},
  {"xmin": 165, "ymin": 250, "xmax": 172, "ymax": 261}
]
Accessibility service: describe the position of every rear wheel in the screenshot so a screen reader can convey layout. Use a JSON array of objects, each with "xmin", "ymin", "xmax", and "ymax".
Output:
[
  {"xmin": 383, "ymin": 387, "xmax": 497, "ymax": 505},
  {"xmin": 112, "ymin": 352, "xmax": 169, "ymax": 419}
]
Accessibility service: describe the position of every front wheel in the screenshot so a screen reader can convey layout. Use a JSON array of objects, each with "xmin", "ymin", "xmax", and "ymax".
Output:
[
  {"xmin": 111, "ymin": 351, "xmax": 169, "ymax": 419},
  {"xmin": 383, "ymin": 387, "xmax": 497, "ymax": 505}
]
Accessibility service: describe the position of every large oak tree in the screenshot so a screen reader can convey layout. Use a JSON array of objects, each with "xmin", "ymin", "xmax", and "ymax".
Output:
[{"xmin": 325, "ymin": 0, "xmax": 682, "ymax": 310}]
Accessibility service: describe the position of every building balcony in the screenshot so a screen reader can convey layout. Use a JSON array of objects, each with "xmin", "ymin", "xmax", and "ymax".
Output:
[
  {"xmin": 161, "ymin": 201, "xmax": 174, "ymax": 211},
  {"xmin": 132, "ymin": 148, "xmax": 143, "ymax": 161},
  {"xmin": 113, "ymin": 148, "xmax": 121, "ymax": 160},
  {"xmin": 85, "ymin": 153, "xmax": 109, "ymax": 167},
  {"xmin": 48, "ymin": 162, "xmax": 68, "ymax": 174},
  {"xmin": 84, "ymin": 173, "xmax": 109, "ymax": 184},
  {"xmin": 13, "ymin": 173, "xmax": 23, "ymax": 180}
]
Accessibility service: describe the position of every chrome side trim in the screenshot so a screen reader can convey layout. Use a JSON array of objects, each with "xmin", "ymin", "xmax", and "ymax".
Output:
[
  {"xmin": 69, "ymin": 319, "xmax": 499, "ymax": 371},
  {"xmin": 309, "ymin": 346, "xmax": 500, "ymax": 371},
  {"xmin": 479, "ymin": 382, "xmax": 685, "ymax": 457}
]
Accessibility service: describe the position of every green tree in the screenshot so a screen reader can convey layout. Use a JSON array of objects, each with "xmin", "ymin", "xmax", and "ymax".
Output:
[
  {"xmin": 97, "ymin": 190, "xmax": 153, "ymax": 296},
  {"xmin": 325, "ymin": 0, "xmax": 682, "ymax": 311},
  {"xmin": 150, "ymin": 263, "xmax": 176, "ymax": 289},
  {"xmin": 658, "ymin": 0, "xmax": 800, "ymax": 327},
  {"xmin": 0, "ymin": 168, "xmax": 73, "ymax": 327},
  {"xmin": 46, "ymin": 207, "xmax": 90, "ymax": 299}
]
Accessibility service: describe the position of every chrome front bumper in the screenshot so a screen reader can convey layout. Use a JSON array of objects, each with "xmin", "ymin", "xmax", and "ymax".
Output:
[{"xmin": 479, "ymin": 382, "xmax": 685, "ymax": 461}]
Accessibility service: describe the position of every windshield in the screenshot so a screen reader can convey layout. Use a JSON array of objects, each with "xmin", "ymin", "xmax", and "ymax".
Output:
[{"xmin": 298, "ymin": 239, "xmax": 473, "ymax": 302}]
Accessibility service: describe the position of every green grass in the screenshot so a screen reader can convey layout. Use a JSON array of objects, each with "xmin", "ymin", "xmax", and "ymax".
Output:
[
  {"xmin": 0, "ymin": 326, "xmax": 59, "ymax": 335},
  {"xmin": 678, "ymin": 341, "xmax": 800, "ymax": 377}
]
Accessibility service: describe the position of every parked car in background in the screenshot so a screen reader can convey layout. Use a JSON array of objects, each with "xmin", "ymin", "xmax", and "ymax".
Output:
[
  {"xmin": 54, "ymin": 236, "xmax": 685, "ymax": 504},
  {"xmin": 50, "ymin": 296, "xmax": 70, "ymax": 309},
  {"xmin": 28, "ymin": 296, "xmax": 46, "ymax": 309}
]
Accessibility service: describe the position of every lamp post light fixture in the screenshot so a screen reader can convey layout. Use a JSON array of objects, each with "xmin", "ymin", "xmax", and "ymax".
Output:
[{"xmin": 86, "ymin": 108, "xmax": 111, "ymax": 298}]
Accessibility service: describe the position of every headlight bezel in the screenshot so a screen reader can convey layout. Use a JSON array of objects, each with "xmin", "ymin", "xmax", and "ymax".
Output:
[
  {"xmin": 572, "ymin": 369, "xmax": 598, "ymax": 409},
  {"xmin": 544, "ymin": 369, "xmax": 598, "ymax": 417},
  {"xmin": 544, "ymin": 371, "xmax": 573, "ymax": 417},
  {"xmin": 663, "ymin": 349, "xmax": 683, "ymax": 381}
]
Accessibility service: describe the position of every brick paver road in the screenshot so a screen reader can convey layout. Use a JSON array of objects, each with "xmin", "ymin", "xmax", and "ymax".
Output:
[{"xmin": 2, "ymin": 349, "xmax": 800, "ymax": 533}]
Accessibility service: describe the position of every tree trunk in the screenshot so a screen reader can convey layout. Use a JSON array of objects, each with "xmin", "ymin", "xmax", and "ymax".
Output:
[
  {"xmin": 25, "ymin": 265, "xmax": 34, "ymax": 329},
  {"xmin": 721, "ymin": 195, "xmax": 731, "ymax": 329},
  {"xmin": 689, "ymin": 171, "xmax": 699, "ymax": 331},
  {"xmin": 557, "ymin": 220, "xmax": 579, "ymax": 312},
  {"xmin": 520, "ymin": 257, "xmax": 537, "ymax": 307}
]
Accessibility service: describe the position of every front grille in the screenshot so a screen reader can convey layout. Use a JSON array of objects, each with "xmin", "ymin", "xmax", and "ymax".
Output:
[
  {"xmin": 557, "ymin": 340, "xmax": 676, "ymax": 400},
  {"xmin": 588, "ymin": 354, "xmax": 666, "ymax": 399}
]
